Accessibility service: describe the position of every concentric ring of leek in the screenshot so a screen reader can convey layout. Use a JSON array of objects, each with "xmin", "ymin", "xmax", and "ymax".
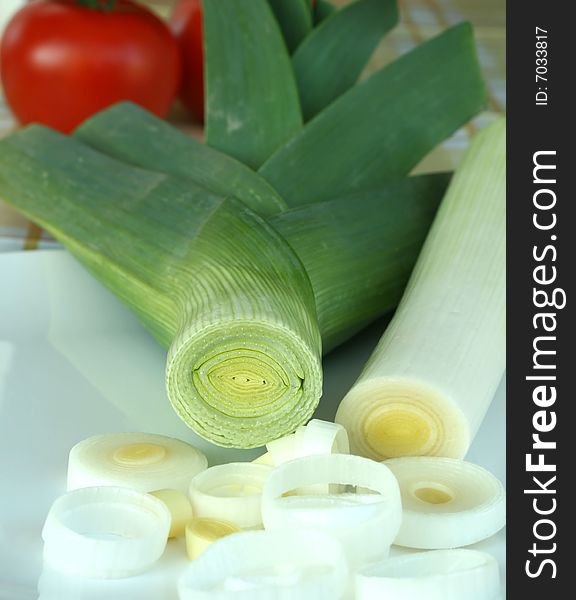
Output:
[
  {"xmin": 167, "ymin": 321, "xmax": 322, "ymax": 448},
  {"xmin": 336, "ymin": 378, "xmax": 470, "ymax": 460}
]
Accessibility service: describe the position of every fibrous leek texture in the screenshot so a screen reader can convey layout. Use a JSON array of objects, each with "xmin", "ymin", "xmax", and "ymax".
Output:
[
  {"xmin": 0, "ymin": 126, "xmax": 449, "ymax": 448},
  {"xmin": 336, "ymin": 119, "xmax": 506, "ymax": 460},
  {"xmin": 0, "ymin": 128, "xmax": 321, "ymax": 448}
]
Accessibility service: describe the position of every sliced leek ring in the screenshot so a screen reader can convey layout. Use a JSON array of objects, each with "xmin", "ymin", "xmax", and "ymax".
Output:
[
  {"xmin": 150, "ymin": 489, "xmax": 193, "ymax": 538},
  {"xmin": 178, "ymin": 529, "xmax": 349, "ymax": 599},
  {"xmin": 185, "ymin": 518, "xmax": 240, "ymax": 560},
  {"xmin": 41, "ymin": 486, "xmax": 170, "ymax": 579},
  {"xmin": 67, "ymin": 432, "xmax": 208, "ymax": 494},
  {"xmin": 261, "ymin": 454, "xmax": 401, "ymax": 567},
  {"xmin": 188, "ymin": 463, "xmax": 273, "ymax": 529},
  {"xmin": 264, "ymin": 419, "xmax": 349, "ymax": 467},
  {"xmin": 385, "ymin": 457, "xmax": 506, "ymax": 549},
  {"xmin": 355, "ymin": 549, "xmax": 501, "ymax": 600}
]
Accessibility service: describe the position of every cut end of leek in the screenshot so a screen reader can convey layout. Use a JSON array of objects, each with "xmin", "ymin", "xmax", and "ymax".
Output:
[
  {"xmin": 336, "ymin": 378, "xmax": 470, "ymax": 460},
  {"xmin": 185, "ymin": 518, "xmax": 240, "ymax": 560},
  {"xmin": 167, "ymin": 321, "xmax": 322, "ymax": 449}
]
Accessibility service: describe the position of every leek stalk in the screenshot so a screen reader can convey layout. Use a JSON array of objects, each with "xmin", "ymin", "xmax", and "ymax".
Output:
[
  {"xmin": 335, "ymin": 119, "xmax": 506, "ymax": 460},
  {"xmin": 0, "ymin": 125, "xmax": 447, "ymax": 448}
]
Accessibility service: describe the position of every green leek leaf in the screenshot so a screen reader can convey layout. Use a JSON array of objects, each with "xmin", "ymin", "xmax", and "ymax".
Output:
[
  {"xmin": 268, "ymin": 0, "xmax": 313, "ymax": 53},
  {"xmin": 259, "ymin": 23, "xmax": 486, "ymax": 206},
  {"xmin": 204, "ymin": 0, "xmax": 302, "ymax": 169},
  {"xmin": 75, "ymin": 102, "xmax": 287, "ymax": 217},
  {"xmin": 314, "ymin": 0, "xmax": 337, "ymax": 24},
  {"xmin": 293, "ymin": 0, "xmax": 399, "ymax": 121}
]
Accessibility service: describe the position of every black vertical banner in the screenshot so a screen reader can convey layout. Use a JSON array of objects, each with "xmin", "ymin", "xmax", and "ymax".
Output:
[{"xmin": 507, "ymin": 0, "xmax": 572, "ymax": 594}]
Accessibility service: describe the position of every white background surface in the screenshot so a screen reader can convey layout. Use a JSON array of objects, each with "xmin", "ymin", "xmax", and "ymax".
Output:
[{"xmin": 0, "ymin": 250, "xmax": 506, "ymax": 599}]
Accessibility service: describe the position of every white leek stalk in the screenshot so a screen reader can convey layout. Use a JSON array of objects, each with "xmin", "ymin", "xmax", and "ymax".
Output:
[
  {"xmin": 150, "ymin": 489, "xmax": 193, "ymax": 538},
  {"xmin": 185, "ymin": 518, "xmax": 240, "ymax": 560},
  {"xmin": 67, "ymin": 433, "xmax": 208, "ymax": 494},
  {"xmin": 336, "ymin": 118, "xmax": 506, "ymax": 459},
  {"xmin": 355, "ymin": 549, "xmax": 501, "ymax": 600},
  {"xmin": 261, "ymin": 454, "xmax": 401, "ymax": 568},
  {"xmin": 178, "ymin": 530, "xmax": 349, "ymax": 599},
  {"xmin": 42, "ymin": 487, "xmax": 171, "ymax": 579},
  {"xmin": 385, "ymin": 457, "xmax": 506, "ymax": 549},
  {"xmin": 188, "ymin": 463, "xmax": 272, "ymax": 529}
]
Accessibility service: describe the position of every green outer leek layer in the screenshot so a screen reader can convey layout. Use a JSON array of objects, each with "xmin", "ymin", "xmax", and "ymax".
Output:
[
  {"xmin": 335, "ymin": 119, "xmax": 506, "ymax": 460},
  {"xmin": 271, "ymin": 174, "xmax": 449, "ymax": 352},
  {"xmin": 74, "ymin": 103, "xmax": 286, "ymax": 217},
  {"xmin": 72, "ymin": 103, "xmax": 449, "ymax": 354},
  {"xmin": 268, "ymin": 0, "xmax": 313, "ymax": 53},
  {"xmin": 204, "ymin": 0, "xmax": 302, "ymax": 169},
  {"xmin": 293, "ymin": 0, "xmax": 398, "ymax": 121},
  {"xmin": 0, "ymin": 127, "xmax": 321, "ymax": 448},
  {"xmin": 314, "ymin": 0, "xmax": 337, "ymax": 24},
  {"xmin": 259, "ymin": 23, "xmax": 485, "ymax": 206}
]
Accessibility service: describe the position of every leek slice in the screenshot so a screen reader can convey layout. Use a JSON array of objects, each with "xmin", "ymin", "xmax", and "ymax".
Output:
[
  {"xmin": 293, "ymin": 0, "xmax": 398, "ymax": 120},
  {"xmin": 185, "ymin": 518, "xmax": 241, "ymax": 560},
  {"xmin": 150, "ymin": 489, "xmax": 194, "ymax": 538},
  {"xmin": 268, "ymin": 0, "xmax": 313, "ymax": 53},
  {"xmin": 188, "ymin": 463, "xmax": 273, "ymax": 529},
  {"xmin": 178, "ymin": 530, "xmax": 349, "ymax": 599},
  {"xmin": 259, "ymin": 23, "xmax": 485, "ymax": 206},
  {"xmin": 42, "ymin": 487, "xmax": 171, "ymax": 579},
  {"xmin": 203, "ymin": 0, "xmax": 302, "ymax": 168},
  {"xmin": 74, "ymin": 102, "xmax": 287, "ymax": 217},
  {"xmin": 385, "ymin": 457, "xmax": 506, "ymax": 549},
  {"xmin": 67, "ymin": 433, "xmax": 208, "ymax": 494},
  {"xmin": 336, "ymin": 119, "xmax": 505, "ymax": 459},
  {"xmin": 355, "ymin": 549, "xmax": 501, "ymax": 600},
  {"xmin": 261, "ymin": 454, "xmax": 402, "ymax": 567}
]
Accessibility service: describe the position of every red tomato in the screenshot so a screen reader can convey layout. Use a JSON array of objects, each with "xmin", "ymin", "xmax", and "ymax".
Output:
[
  {"xmin": 0, "ymin": 0, "xmax": 181, "ymax": 133},
  {"xmin": 170, "ymin": 0, "xmax": 204, "ymax": 122}
]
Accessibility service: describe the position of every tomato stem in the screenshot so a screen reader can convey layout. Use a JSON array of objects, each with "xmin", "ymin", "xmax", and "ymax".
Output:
[{"xmin": 75, "ymin": 0, "xmax": 117, "ymax": 12}]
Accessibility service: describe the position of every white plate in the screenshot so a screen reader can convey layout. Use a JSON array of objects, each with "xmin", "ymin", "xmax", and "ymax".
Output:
[{"xmin": 0, "ymin": 250, "xmax": 505, "ymax": 598}]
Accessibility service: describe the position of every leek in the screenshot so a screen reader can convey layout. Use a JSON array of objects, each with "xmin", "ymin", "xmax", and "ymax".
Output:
[
  {"xmin": 385, "ymin": 457, "xmax": 506, "ymax": 549},
  {"xmin": 42, "ymin": 487, "xmax": 171, "ymax": 579},
  {"xmin": 150, "ymin": 489, "xmax": 194, "ymax": 538},
  {"xmin": 74, "ymin": 102, "xmax": 287, "ymax": 218},
  {"xmin": 335, "ymin": 118, "xmax": 506, "ymax": 460},
  {"xmin": 355, "ymin": 549, "xmax": 501, "ymax": 600},
  {"xmin": 268, "ymin": 0, "xmax": 313, "ymax": 53},
  {"xmin": 203, "ymin": 0, "xmax": 302, "ymax": 168},
  {"xmin": 185, "ymin": 518, "xmax": 240, "ymax": 560},
  {"xmin": 293, "ymin": 0, "xmax": 398, "ymax": 120},
  {"xmin": 0, "ymin": 126, "xmax": 447, "ymax": 447},
  {"xmin": 66, "ymin": 433, "xmax": 208, "ymax": 494},
  {"xmin": 259, "ymin": 23, "xmax": 485, "ymax": 206},
  {"xmin": 0, "ymin": 127, "xmax": 322, "ymax": 448}
]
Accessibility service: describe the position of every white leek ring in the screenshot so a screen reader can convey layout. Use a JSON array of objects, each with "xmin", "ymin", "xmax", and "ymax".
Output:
[
  {"xmin": 188, "ymin": 463, "xmax": 272, "ymax": 529},
  {"xmin": 178, "ymin": 529, "xmax": 348, "ymax": 599},
  {"xmin": 385, "ymin": 457, "xmax": 506, "ymax": 549},
  {"xmin": 42, "ymin": 486, "xmax": 170, "ymax": 578},
  {"xmin": 67, "ymin": 432, "xmax": 208, "ymax": 494},
  {"xmin": 355, "ymin": 549, "xmax": 501, "ymax": 600},
  {"xmin": 261, "ymin": 454, "xmax": 401, "ymax": 567}
]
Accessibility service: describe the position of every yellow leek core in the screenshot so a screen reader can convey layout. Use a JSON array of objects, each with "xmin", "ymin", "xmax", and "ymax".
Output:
[
  {"xmin": 112, "ymin": 443, "xmax": 167, "ymax": 466},
  {"xmin": 185, "ymin": 518, "xmax": 240, "ymax": 560}
]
